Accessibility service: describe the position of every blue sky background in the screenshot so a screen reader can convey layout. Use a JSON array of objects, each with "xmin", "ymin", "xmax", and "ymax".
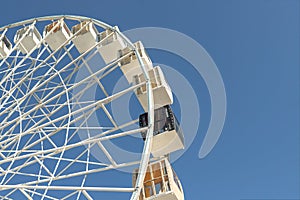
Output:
[{"xmin": 0, "ymin": 0, "xmax": 299, "ymax": 199}]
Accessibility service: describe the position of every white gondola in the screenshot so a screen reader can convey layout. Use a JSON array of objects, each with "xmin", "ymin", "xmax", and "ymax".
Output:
[
  {"xmin": 72, "ymin": 21, "xmax": 98, "ymax": 53},
  {"xmin": 14, "ymin": 25, "xmax": 42, "ymax": 54},
  {"xmin": 0, "ymin": 35, "xmax": 12, "ymax": 59},
  {"xmin": 139, "ymin": 105, "xmax": 184, "ymax": 157},
  {"xmin": 133, "ymin": 158, "xmax": 184, "ymax": 200},
  {"xmin": 134, "ymin": 66, "xmax": 173, "ymax": 111},
  {"xmin": 43, "ymin": 20, "xmax": 71, "ymax": 51},
  {"xmin": 119, "ymin": 41, "xmax": 153, "ymax": 83},
  {"xmin": 97, "ymin": 26, "xmax": 126, "ymax": 64}
]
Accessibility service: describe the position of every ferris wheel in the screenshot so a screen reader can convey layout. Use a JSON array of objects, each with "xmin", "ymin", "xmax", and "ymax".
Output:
[{"xmin": 0, "ymin": 15, "xmax": 185, "ymax": 200}]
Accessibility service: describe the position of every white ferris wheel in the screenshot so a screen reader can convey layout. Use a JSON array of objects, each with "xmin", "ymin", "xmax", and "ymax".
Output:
[{"xmin": 0, "ymin": 15, "xmax": 185, "ymax": 200}]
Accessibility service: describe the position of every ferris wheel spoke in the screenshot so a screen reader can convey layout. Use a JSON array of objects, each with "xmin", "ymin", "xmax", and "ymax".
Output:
[
  {"xmin": 61, "ymin": 191, "xmax": 79, "ymax": 200},
  {"xmin": 1, "ymin": 53, "xmax": 20, "ymax": 95},
  {"xmin": 1, "ymin": 66, "xmax": 73, "ymax": 133},
  {"xmin": 79, "ymin": 55, "xmax": 109, "ymax": 97},
  {"xmin": 0, "ymin": 133, "xmax": 48, "ymax": 185},
  {"xmin": 2, "ymin": 104, "xmax": 97, "ymax": 153},
  {"xmin": 2, "ymin": 80, "xmax": 144, "ymax": 149},
  {"xmin": 0, "ymin": 167, "xmax": 51, "ymax": 180},
  {"xmin": 96, "ymin": 141, "xmax": 117, "ymax": 166},
  {"xmin": 1, "ymin": 47, "xmax": 75, "ymax": 138},
  {"xmin": 1, "ymin": 156, "xmax": 47, "ymax": 183},
  {"xmin": 1, "ymin": 196, "xmax": 13, "ymax": 200},
  {"xmin": 16, "ymin": 103, "xmax": 96, "ymax": 149},
  {"xmin": 75, "ymin": 108, "xmax": 91, "ymax": 191},
  {"xmin": 20, "ymin": 189, "xmax": 34, "ymax": 200},
  {"xmin": 1, "ymin": 185, "xmax": 135, "ymax": 193},
  {"xmin": 55, "ymin": 145, "xmax": 96, "ymax": 177},
  {"xmin": 12, "ymin": 69, "xmax": 59, "ymax": 84},
  {"xmin": 2, "ymin": 149, "xmax": 139, "ymax": 197},
  {"xmin": 0, "ymin": 42, "xmax": 50, "ymax": 104},
  {"xmin": 63, "ymin": 46, "xmax": 102, "ymax": 90},
  {"xmin": 13, "ymin": 158, "xmax": 144, "ymax": 189},
  {"xmin": 0, "ymin": 43, "xmax": 72, "ymax": 119},
  {"xmin": 23, "ymin": 189, "xmax": 59, "ymax": 200},
  {"xmin": 1, "ymin": 193, "xmax": 14, "ymax": 200},
  {"xmin": 55, "ymin": 110, "xmax": 112, "ymax": 177},
  {"xmin": 0, "ymin": 152, "xmax": 6, "ymax": 159},
  {"xmin": 1, "ymin": 126, "xmax": 146, "ymax": 167},
  {"xmin": 37, "ymin": 154, "xmax": 108, "ymax": 167},
  {"xmin": 5, "ymin": 74, "xmax": 60, "ymax": 131},
  {"xmin": 1, "ymin": 47, "xmax": 129, "ymax": 134},
  {"xmin": 0, "ymin": 79, "xmax": 69, "ymax": 139},
  {"xmin": 45, "ymin": 45, "xmax": 58, "ymax": 62},
  {"xmin": 10, "ymin": 120, "xmax": 143, "ymax": 166},
  {"xmin": 3, "ymin": 111, "xmax": 127, "ymax": 168},
  {"xmin": 33, "ymin": 156, "xmax": 54, "ymax": 177}
]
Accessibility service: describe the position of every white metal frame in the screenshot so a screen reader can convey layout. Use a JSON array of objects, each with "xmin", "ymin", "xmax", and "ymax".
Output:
[{"xmin": 0, "ymin": 15, "xmax": 155, "ymax": 200}]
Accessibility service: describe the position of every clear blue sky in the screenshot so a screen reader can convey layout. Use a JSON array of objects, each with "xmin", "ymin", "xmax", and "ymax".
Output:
[{"xmin": 0, "ymin": 0, "xmax": 299, "ymax": 199}]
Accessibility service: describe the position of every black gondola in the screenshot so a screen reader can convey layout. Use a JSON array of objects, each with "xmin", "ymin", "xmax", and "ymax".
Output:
[{"xmin": 139, "ymin": 105, "xmax": 184, "ymax": 157}]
